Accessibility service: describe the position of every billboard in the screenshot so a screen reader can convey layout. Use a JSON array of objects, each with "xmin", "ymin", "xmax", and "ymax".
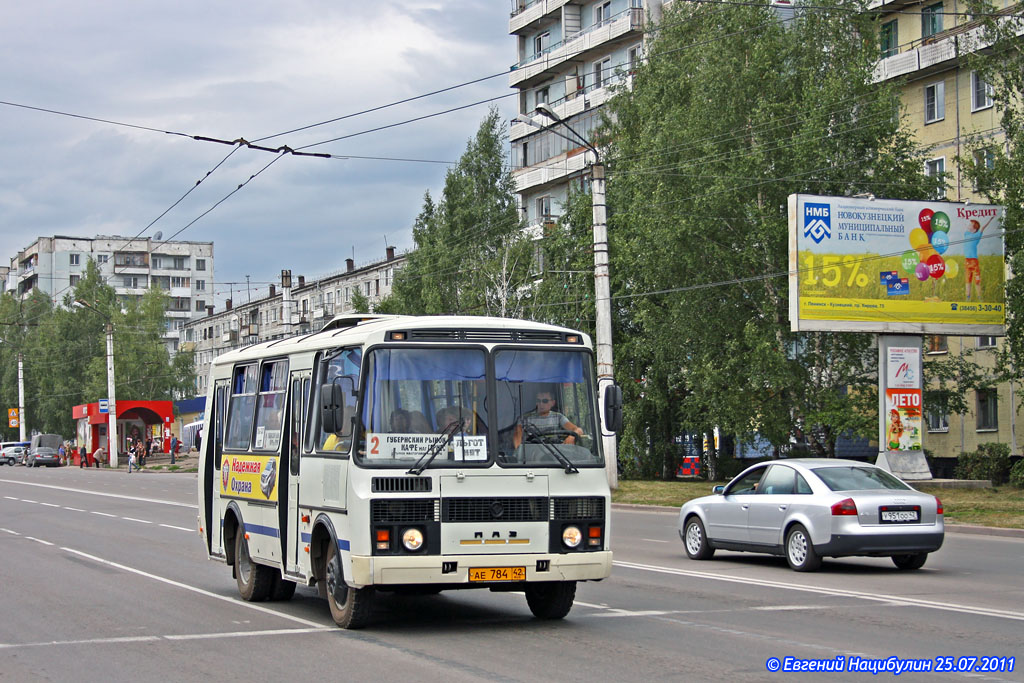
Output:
[{"xmin": 789, "ymin": 194, "xmax": 1005, "ymax": 335}]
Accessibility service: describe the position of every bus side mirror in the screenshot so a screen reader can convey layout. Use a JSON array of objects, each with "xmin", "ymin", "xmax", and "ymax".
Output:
[
  {"xmin": 321, "ymin": 378, "xmax": 353, "ymax": 434},
  {"xmin": 603, "ymin": 384, "xmax": 623, "ymax": 433}
]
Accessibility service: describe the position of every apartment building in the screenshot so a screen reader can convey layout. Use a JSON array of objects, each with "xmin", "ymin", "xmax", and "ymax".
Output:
[
  {"xmin": 183, "ymin": 247, "xmax": 404, "ymax": 396},
  {"xmin": 872, "ymin": 0, "xmax": 1022, "ymax": 459},
  {"xmin": 509, "ymin": 0, "xmax": 664, "ymax": 230},
  {"xmin": 6, "ymin": 235, "xmax": 214, "ymax": 352}
]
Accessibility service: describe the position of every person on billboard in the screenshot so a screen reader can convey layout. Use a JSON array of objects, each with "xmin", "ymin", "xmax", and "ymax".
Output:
[
  {"xmin": 964, "ymin": 215, "xmax": 996, "ymax": 301},
  {"xmin": 886, "ymin": 409, "xmax": 903, "ymax": 451}
]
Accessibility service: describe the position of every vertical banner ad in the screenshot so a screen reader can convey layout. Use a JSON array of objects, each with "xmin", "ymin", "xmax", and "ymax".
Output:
[
  {"xmin": 789, "ymin": 194, "xmax": 1005, "ymax": 335},
  {"xmin": 885, "ymin": 346, "xmax": 922, "ymax": 452}
]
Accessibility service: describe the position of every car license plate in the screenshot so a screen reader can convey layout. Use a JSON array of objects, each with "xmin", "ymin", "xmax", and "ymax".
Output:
[
  {"xmin": 468, "ymin": 566, "xmax": 526, "ymax": 582},
  {"xmin": 880, "ymin": 506, "xmax": 920, "ymax": 523}
]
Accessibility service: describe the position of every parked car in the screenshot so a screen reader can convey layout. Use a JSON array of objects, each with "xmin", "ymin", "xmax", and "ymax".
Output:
[
  {"xmin": 1, "ymin": 446, "xmax": 26, "ymax": 465},
  {"xmin": 678, "ymin": 459, "xmax": 944, "ymax": 572},
  {"xmin": 26, "ymin": 446, "xmax": 61, "ymax": 467}
]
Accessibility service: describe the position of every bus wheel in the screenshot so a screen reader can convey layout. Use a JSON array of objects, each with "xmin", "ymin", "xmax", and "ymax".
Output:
[
  {"xmin": 325, "ymin": 541, "xmax": 373, "ymax": 628},
  {"xmin": 525, "ymin": 581, "xmax": 576, "ymax": 620},
  {"xmin": 269, "ymin": 573, "xmax": 297, "ymax": 601},
  {"xmin": 235, "ymin": 533, "xmax": 273, "ymax": 601}
]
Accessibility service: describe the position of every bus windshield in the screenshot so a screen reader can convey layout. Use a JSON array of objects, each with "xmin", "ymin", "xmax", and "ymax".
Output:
[
  {"xmin": 358, "ymin": 347, "xmax": 490, "ymax": 468},
  {"xmin": 494, "ymin": 349, "xmax": 602, "ymax": 468}
]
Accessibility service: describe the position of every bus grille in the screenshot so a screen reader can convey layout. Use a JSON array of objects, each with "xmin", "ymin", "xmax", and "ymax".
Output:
[
  {"xmin": 442, "ymin": 497, "xmax": 548, "ymax": 523},
  {"xmin": 370, "ymin": 499, "xmax": 438, "ymax": 523},
  {"xmin": 371, "ymin": 477, "xmax": 432, "ymax": 493},
  {"xmin": 552, "ymin": 496, "xmax": 606, "ymax": 520}
]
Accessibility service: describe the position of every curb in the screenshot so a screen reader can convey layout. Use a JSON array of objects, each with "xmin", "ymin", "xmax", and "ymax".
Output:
[{"xmin": 610, "ymin": 503, "xmax": 1024, "ymax": 538}]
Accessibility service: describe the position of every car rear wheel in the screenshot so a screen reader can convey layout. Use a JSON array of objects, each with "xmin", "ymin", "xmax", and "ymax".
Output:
[
  {"xmin": 892, "ymin": 553, "xmax": 928, "ymax": 570},
  {"xmin": 785, "ymin": 524, "xmax": 822, "ymax": 572},
  {"xmin": 683, "ymin": 516, "xmax": 715, "ymax": 560}
]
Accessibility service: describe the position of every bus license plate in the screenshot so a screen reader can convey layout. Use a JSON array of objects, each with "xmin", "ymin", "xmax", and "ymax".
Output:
[{"xmin": 469, "ymin": 566, "xmax": 526, "ymax": 582}]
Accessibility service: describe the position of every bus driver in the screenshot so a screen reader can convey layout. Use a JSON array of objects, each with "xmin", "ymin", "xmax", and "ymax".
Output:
[{"xmin": 512, "ymin": 390, "xmax": 584, "ymax": 448}]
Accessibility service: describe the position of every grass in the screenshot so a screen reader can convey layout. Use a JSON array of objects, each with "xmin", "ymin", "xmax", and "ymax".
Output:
[{"xmin": 612, "ymin": 479, "xmax": 1024, "ymax": 529}]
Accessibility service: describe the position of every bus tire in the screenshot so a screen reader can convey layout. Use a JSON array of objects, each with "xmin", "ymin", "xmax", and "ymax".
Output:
[
  {"xmin": 525, "ymin": 581, "xmax": 576, "ymax": 620},
  {"xmin": 269, "ymin": 573, "xmax": 297, "ymax": 601},
  {"xmin": 235, "ymin": 532, "xmax": 273, "ymax": 601},
  {"xmin": 325, "ymin": 541, "xmax": 373, "ymax": 628}
]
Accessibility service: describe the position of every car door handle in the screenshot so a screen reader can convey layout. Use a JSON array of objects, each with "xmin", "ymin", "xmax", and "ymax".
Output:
[
  {"xmin": 741, "ymin": 504, "xmax": 749, "ymax": 510},
  {"xmin": 778, "ymin": 505, "xmax": 788, "ymax": 511}
]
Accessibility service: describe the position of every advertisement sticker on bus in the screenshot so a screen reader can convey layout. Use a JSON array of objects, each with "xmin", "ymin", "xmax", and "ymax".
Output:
[
  {"xmin": 366, "ymin": 433, "xmax": 488, "ymax": 461},
  {"xmin": 220, "ymin": 454, "xmax": 280, "ymax": 501}
]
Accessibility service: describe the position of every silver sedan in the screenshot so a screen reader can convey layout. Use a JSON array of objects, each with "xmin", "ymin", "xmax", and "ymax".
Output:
[{"xmin": 678, "ymin": 459, "xmax": 944, "ymax": 571}]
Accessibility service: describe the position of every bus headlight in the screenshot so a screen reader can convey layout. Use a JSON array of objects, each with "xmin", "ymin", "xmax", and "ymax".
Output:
[
  {"xmin": 402, "ymin": 528, "xmax": 424, "ymax": 551},
  {"xmin": 562, "ymin": 526, "xmax": 582, "ymax": 548}
]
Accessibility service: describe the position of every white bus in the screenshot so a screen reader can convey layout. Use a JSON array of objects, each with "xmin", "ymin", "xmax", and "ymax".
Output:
[{"xmin": 197, "ymin": 314, "xmax": 622, "ymax": 628}]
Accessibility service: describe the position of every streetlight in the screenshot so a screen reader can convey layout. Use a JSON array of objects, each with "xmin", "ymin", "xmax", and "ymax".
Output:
[
  {"xmin": 74, "ymin": 300, "xmax": 118, "ymax": 468},
  {"xmin": 514, "ymin": 106, "xmax": 618, "ymax": 488},
  {"xmin": 0, "ymin": 340, "xmax": 26, "ymax": 442}
]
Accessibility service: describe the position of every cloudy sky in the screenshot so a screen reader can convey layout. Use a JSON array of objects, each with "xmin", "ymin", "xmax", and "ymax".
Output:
[{"xmin": 1, "ymin": 1, "xmax": 515, "ymax": 305}]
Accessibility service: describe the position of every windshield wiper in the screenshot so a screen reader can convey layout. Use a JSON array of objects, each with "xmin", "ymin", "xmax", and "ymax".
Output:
[
  {"xmin": 407, "ymin": 421, "xmax": 461, "ymax": 476},
  {"xmin": 521, "ymin": 422, "xmax": 578, "ymax": 474}
]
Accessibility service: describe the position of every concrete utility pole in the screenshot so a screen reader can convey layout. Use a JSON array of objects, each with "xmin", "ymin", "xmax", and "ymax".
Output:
[
  {"xmin": 516, "ymin": 106, "xmax": 618, "ymax": 488},
  {"xmin": 17, "ymin": 353, "xmax": 26, "ymax": 443},
  {"xmin": 76, "ymin": 300, "xmax": 118, "ymax": 467}
]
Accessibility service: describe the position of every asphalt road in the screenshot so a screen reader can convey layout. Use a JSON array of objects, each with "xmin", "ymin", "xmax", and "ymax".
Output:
[{"xmin": 2, "ymin": 467, "xmax": 1022, "ymax": 682}]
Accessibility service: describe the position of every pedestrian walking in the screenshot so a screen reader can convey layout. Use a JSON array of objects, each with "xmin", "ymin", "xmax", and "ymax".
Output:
[
  {"xmin": 127, "ymin": 449, "xmax": 136, "ymax": 474},
  {"xmin": 170, "ymin": 433, "xmax": 179, "ymax": 465},
  {"xmin": 195, "ymin": 429, "xmax": 202, "ymax": 454},
  {"xmin": 79, "ymin": 444, "xmax": 86, "ymax": 468},
  {"xmin": 144, "ymin": 437, "xmax": 152, "ymax": 466}
]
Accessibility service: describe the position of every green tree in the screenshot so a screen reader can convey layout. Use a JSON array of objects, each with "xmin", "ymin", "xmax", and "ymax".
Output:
[
  {"xmin": 600, "ymin": 3, "xmax": 940, "ymax": 473},
  {"xmin": 385, "ymin": 108, "xmax": 532, "ymax": 316}
]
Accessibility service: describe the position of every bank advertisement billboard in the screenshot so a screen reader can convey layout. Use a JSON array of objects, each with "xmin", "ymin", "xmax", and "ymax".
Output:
[{"xmin": 788, "ymin": 194, "xmax": 1005, "ymax": 335}]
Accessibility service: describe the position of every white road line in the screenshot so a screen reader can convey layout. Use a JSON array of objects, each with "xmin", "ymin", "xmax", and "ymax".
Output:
[
  {"xmin": 159, "ymin": 523, "xmax": 192, "ymax": 532},
  {"xmin": 122, "ymin": 517, "xmax": 152, "ymax": 524},
  {"xmin": 613, "ymin": 560, "xmax": 1024, "ymax": 622},
  {"xmin": 4, "ymin": 496, "xmax": 18, "ymax": 500},
  {"xmin": 39, "ymin": 502, "xmax": 60, "ymax": 507},
  {"xmin": 63, "ymin": 507, "xmax": 85, "ymax": 512},
  {"xmin": 90, "ymin": 511, "xmax": 116, "ymax": 518},
  {"xmin": 0, "ymin": 627, "xmax": 327, "ymax": 650},
  {"xmin": 25, "ymin": 537, "xmax": 54, "ymax": 546},
  {"xmin": 60, "ymin": 547, "xmax": 327, "ymax": 629},
  {"xmin": 641, "ymin": 538, "xmax": 669, "ymax": 543},
  {"xmin": 0, "ymin": 479, "xmax": 197, "ymax": 509},
  {"xmin": 1, "ymin": 528, "xmax": 21, "ymax": 535},
  {"xmin": 21, "ymin": 499, "xmax": 37, "ymax": 503}
]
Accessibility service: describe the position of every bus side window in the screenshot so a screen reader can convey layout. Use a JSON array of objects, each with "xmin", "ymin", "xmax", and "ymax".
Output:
[
  {"xmin": 289, "ymin": 378, "xmax": 302, "ymax": 475},
  {"xmin": 225, "ymin": 365, "xmax": 257, "ymax": 451}
]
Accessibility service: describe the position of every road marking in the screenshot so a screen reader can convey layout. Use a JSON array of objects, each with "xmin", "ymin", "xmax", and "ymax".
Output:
[
  {"xmin": 90, "ymin": 511, "xmax": 116, "ymax": 518},
  {"xmin": 159, "ymin": 523, "xmax": 192, "ymax": 532},
  {"xmin": 0, "ymin": 627, "xmax": 327, "ymax": 650},
  {"xmin": 39, "ymin": 502, "xmax": 60, "ymax": 507},
  {"xmin": 61, "ymin": 546, "xmax": 326, "ymax": 629},
  {"xmin": 63, "ymin": 507, "xmax": 85, "ymax": 512},
  {"xmin": 122, "ymin": 517, "xmax": 152, "ymax": 524},
  {"xmin": 25, "ymin": 537, "xmax": 54, "ymax": 546},
  {"xmin": 21, "ymin": 499, "xmax": 37, "ymax": 503},
  {"xmin": 1, "ymin": 528, "xmax": 21, "ymax": 535},
  {"xmin": 641, "ymin": 538, "xmax": 669, "ymax": 543},
  {"xmin": 4, "ymin": 496, "xmax": 18, "ymax": 500},
  {"xmin": 0, "ymin": 479, "xmax": 196, "ymax": 509},
  {"xmin": 613, "ymin": 560, "xmax": 1024, "ymax": 622}
]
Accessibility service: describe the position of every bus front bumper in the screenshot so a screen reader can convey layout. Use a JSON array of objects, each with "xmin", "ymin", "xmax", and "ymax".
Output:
[{"xmin": 349, "ymin": 551, "xmax": 613, "ymax": 588}]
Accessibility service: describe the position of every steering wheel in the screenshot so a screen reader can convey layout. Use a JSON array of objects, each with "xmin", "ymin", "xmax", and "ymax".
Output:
[{"xmin": 524, "ymin": 429, "xmax": 579, "ymax": 445}]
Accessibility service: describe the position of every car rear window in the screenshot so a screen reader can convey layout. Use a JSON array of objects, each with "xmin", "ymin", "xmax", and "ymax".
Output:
[{"xmin": 813, "ymin": 466, "xmax": 911, "ymax": 491}]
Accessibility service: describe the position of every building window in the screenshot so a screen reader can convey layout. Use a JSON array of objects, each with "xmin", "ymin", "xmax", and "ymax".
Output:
[
  {"xmin": 925, "ymin": 157, "xmax": 946, "ymax": 199},
  {"xmin": 595, "ymin": 1, "xmax": 612, "ymax": 25},
  {"xmin": 977, "ymin": 336, "xmax": 997, "ymax": 349},
  {"xmin": 174, "ymin": 256, "xmax": 187, "ymax": 270},
  {"xmin": 171, "ymin": 276, "xmax": 190, "ymax": 288},
  {"xmin": 70, "ymin": 253, "xmax": 80, "ymax": 266},
  {"xmin": 69, "ymin": 274, "xmax": 80, "ymax": 286},
  {"xmin": 971, "ymin": 71, "xmax": 994, "ymax": 111},
  {"xmin": 534, "ymin": 86, "xmax": 549, "ymax": 110},
  {"xmin": 301, "ymin": 299, "xmax": 308, "ymax": 314},
  {"xmin": 195, "ymin": 279, "xmax": 206, "ymax": 291},
  {"xmin": 123, "ymin": 276, "xmax": 141, "ymax": 289},
  {"xmin": 926, "ymin": 404, "xmax": 949, "ymax": 432},
  {"xmin": 532, "ymin": 31, "xmax": 549, "ymax": 58},
  {"xmin": 593, "ymin": 57, "xmax": 612, "ymax": 89},
  {"xmin": 879, "ymin": 20, "xmax": 898, "ymax": 58},
  {"xmin": 537, "ymin": 196, "xmax": 552, "ymax": 222},
  {"xmin": 97, "ymin": 254, "xmax": 109, "ymax": 264},
  {"xmin": 627, "ymin": 44, "xmax": 643, "ymax": 72},
  {"xmin": 976, "ymin": 389, "xmax": 998, "ymax": 430},
  {"xmin": 195, "ymin": 299, "xmax": 206, "ymax": 312},
  {"xmin": 973, "ymin": 148, "xmax": 995, "ymax": 192},
  {"xmin": 196, "ymin": 258, "xmax": 206, "ymax": 271},
  {"xmin": 925, "ymin": 334, "xmax": 947, "ymax": 353},
  {"xmin": 364, "ymin": 281, "xmax": 371, "ymax": 296},
  {"xmin": 921, "ymin": 2, "xmax": 943, "ymax": 38},
  {"xmin": 924, "ymin": 81, "xmax": 945, "ymax": 123}
]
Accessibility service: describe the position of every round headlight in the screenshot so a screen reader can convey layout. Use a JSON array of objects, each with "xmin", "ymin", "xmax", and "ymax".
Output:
[
  {"xmin": 402, "ymin": 528, "xmax": 424, "ymax": 551},
  {"xmin": 562, "ymin": 525, "xmax": 582, "ymax": 548}
]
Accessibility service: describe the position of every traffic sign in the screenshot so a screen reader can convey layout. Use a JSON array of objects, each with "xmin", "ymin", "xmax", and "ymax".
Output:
[
  {"xmin": 8, "ymin": 408, "xmax": 19, "ymax": 428},
  {"xmin": 98, "ymin": 399, "xmax": 109, "ymax": 414}
]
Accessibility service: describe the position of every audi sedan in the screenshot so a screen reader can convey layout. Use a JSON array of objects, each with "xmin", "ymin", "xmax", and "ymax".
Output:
[{"xmin": 678, "ymin": 459, "xmax": 944, "ymax": 572}]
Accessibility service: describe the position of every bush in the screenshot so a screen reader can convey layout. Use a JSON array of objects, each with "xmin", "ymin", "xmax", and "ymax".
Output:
[
  {"xmin": 955, "ymin": 442, "xmax": 1013, "ymax": 484},
  {"xmin": 1010, "ymin": 459, "xmax": 1024, "ymax": 489}
]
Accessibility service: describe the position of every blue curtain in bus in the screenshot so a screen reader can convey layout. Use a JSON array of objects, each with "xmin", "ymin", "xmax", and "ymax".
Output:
[
  {"xmin": 372, "ymin": 349, "xmax": 485, "ymax": 381},
  {"xmin": 494, "ymin": 350, "xmax": 584, "ymax": 383}
]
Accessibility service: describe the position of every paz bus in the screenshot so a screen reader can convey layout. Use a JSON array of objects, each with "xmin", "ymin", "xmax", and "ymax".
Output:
[{"xmin": 197, "ymin": 314, "xmax": 622, "ymax": 628}]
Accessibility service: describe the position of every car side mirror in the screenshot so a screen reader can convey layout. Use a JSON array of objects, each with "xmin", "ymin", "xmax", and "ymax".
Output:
[
  {"xmin": 320, "ymin": 377, "xmax": 354, "ymax": 434},
  {"xmin": 712, "ymin": 485, "xmax": 725, "ymax": 495},
  {"xmin": 603, "ymin": 384, "xmax": 623, "ymax": 433}
]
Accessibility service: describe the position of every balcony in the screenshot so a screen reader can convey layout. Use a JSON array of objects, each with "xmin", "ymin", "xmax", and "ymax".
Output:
[
  {"xmin": 222, "ymin": 330, "xmax": 237, "ymax": 343},
  {"xmin": 510, "ymin": 8, "xmax": 643, "ymax": 87},
  {"xmin": 510, "ymin": 0, "xmax": 571, "ymax": 34},
  {"xmin": 514, "ymin": 149, "xmax": 590, "ymax": 192},
  {"xmin": 511, "ymin": 73, "xmax": 632, "ymax": 142}
]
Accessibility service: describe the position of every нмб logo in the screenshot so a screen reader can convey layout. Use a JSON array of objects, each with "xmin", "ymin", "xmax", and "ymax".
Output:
[{"xmin": 803, "ymin": 202, "xmax": 831, "ymax": 243}]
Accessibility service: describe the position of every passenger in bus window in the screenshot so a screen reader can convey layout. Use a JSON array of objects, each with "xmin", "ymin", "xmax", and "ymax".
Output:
[
  {"xmin": 436, "ymin": 406, "xmax": 470, "ymax": 432},
  {"xmin": 407, "ymin": 411, "xmax": 432, "ymax": 433},
  {"xmin": 389, "ymin": 409, "xmax": 411, "ymax": 433}
]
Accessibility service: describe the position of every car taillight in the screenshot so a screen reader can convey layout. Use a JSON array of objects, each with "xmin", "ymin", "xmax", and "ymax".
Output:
[
  {"xmin": 935, "ymin": 496, "xmax": 943, "ymax": 515},
  {"xmin": 831, "ymin": 498, "xmax": 858, "ymax": 516}
]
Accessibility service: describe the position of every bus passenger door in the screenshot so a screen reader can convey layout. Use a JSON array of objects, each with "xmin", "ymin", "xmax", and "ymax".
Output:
[
  {"xmin": 285, "ymin": 372, "xmax": 310, "ymax": 575},
  {"xmin": 210, "ymin": 380, "xmax": 229, "ymax": 556}
]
